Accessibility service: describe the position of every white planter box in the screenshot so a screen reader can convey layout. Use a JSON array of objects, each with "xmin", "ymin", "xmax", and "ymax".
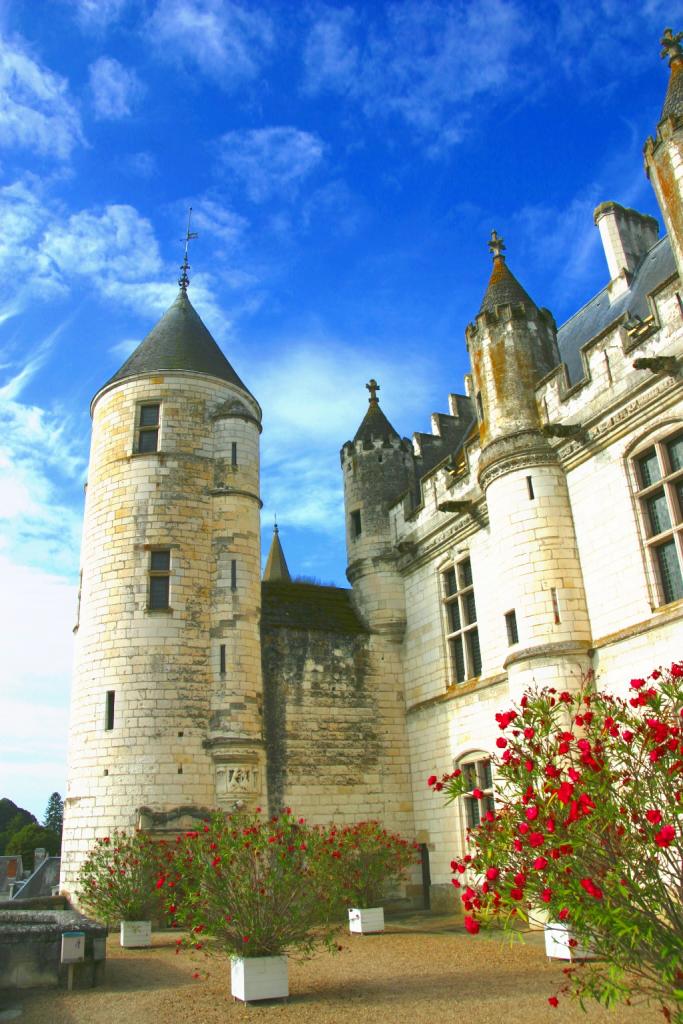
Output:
[
  {"xmin": 348, "ymin": 907, "xmax": 385, "ymax": 934},
  {"xmin": 231, "ymin": 955, "xmax": 289, "ymax": 1002},
  {"xmin": 544, "ymin": 922, "xmax": 592, "ymax": 961},
  {"xmin": 120, "ymin": 921, "xmax": 152, "ymax": 948}
]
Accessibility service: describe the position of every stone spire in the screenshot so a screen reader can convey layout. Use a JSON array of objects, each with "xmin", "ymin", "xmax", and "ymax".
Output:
[
  {"xmin": 353, "ymin": 379, "xmax": 401, "ymax": 447},
  {"xmin": 660, "ymin": 27, "xmax": 683, "ymax": 123},
  {"xmin": 263, "ymin": 523, "xmax": 291, "ymax": 582},
  {"xmin": 479, "ymin": 231, "xmax": 537, "ymax": 315}
]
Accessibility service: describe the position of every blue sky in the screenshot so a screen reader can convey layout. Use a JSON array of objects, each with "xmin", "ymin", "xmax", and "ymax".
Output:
[{"xmin": 0, "ymin": 0, "xmax": 673, "ymax": 818}]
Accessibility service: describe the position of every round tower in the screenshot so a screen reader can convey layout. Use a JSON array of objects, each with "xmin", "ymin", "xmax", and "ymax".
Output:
[
  {"xmin": 61, "ymin": 271, "xmax": 265, "ymax": 897},
  {"xmin": 644, "ymin": 28, "xmax": 683, "ymax": 281},
  {"xmin": 341, "ymin": 380, "xmax": 414, "ymax": 637},
  {"xmin": 466, "ymin": 234, "xmax": 592, "ymax": 700}
]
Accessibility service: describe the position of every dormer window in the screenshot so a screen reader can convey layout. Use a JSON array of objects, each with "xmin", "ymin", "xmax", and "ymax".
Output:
[{"xmin": 137, "ymin": 403, "xmax": 160, "ymax": 453}]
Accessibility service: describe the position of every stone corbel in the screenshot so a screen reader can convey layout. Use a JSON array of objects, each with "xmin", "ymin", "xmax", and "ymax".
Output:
[{"xmin": 632, "ymin": 356, "xmax": 680, "ymax": 376}]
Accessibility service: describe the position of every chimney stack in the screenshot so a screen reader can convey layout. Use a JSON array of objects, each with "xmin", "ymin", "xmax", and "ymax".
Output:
[{"xmin": 593, "ymin": 202, "xmax": 659, "ymax": 298}]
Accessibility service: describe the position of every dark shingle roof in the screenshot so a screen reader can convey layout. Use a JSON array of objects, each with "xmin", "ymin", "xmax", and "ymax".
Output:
[
  {"xmin": 662, "ymin": 59, "xmax": 683, "ymax": 122},
  {"xmin": 102, "ymin": 290, "xmax": 252, "ymax": 396},
  {"xmin": 353, "ymin": 401, "xmax": 401, "ymax": 447},
  {"xmin": 261, "ymin": 582, "xmax": 368, "ymax": 634},
  {"xmin": 263, "ymin": 527, "xmax": 291, "ymax": 582},
  {"xmin": 557, "ymin": 236, "xmax": 677, "ymax": 384},
  {"xmin": 479, "ymin": 256, "xmax": 537, "ymax": 314}
]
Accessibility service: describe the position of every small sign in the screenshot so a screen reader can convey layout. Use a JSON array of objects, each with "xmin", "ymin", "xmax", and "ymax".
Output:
[{"xmin": 61, "ymin": 931, "xmax": 86, "ymax": 964}]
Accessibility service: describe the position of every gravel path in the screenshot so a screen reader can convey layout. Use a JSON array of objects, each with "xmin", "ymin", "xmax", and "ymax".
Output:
[{"xmin": 0, "ymin": 913, "xmax": 663, "ymax": 1024}]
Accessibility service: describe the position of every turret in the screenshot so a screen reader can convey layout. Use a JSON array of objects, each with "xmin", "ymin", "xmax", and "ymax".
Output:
[
  {"xmin": 465, "ymin": 236, "xmax": 591, "ymax": 700},
  {"xmin": 61, "ymin": 241, "xmax": 266, "ymax": 897},
  {"xmin": 341, "ymin": 380, "xmax": 414, "ymax": 636},
  {"xmin": 645, "ymin": 28, "xmax": 683, "ymax": 281},
  {"xmin": 263, "ymin": 523, "xmax": 291, "ymax": 581}
]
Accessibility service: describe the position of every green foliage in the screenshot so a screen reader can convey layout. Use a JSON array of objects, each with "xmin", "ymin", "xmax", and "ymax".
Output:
[
  {"xmin": 0, "ymin": 799, "xmax": 37, "ymax": 855},
  {"xmin": 431, "ymin": 662, "xmax": 683, "ymax": 1022},
  {"xmin": 42, "ymin": 792, "xmax": 63, "ymax": 838},
  {"xmin": 77, "ymin": 829, "xmax": 168, "ymax": 924},
  {"xmin": 332, "ymin": 821, "xmax": 420, "ymax": 907},
  {"xmin": 163, "ymin": 811, "xmax": 345, "ymax": 959},
  {"xmin": 6, "ymin": 823, "xmax": 61, "ymax": 868}
]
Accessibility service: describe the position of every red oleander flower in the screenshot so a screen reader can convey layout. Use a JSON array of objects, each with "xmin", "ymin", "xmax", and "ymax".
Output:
[
  {"xmin": 654, "ymin": 825, "xmax": 675, "ymax": 847},
  {"xmin": 486, "ymin": 867, "xmax": 499, "ymax": 880},
  {"xmin": 580, "ymin": 877, "xmax": 603, "ymax": 900},
  {"xmin": 472, "ymin": 788, "xmax": 484, "ymax": 799},
  {"xmin": 548, "ymin": 996, "xmax": 559, "ymax": 1007},
  {"xmin": 646, "ymin": 809, "xmax": 662, "ymax": 824},
  {"xmin": 464, "ymin": 915, "xmax": 480, "ymax": 935},
  {"xmin": 427, "ymin": 775, "xmax": 437, "ymax": 787}
]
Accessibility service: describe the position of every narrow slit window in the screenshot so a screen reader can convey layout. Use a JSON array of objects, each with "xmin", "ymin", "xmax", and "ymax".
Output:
[
  {"xmin": 550, "ymin": 587, "xmax": 561, "ymax": 624},
  {"xmin": 231, "ymin": 559, "xmax": 237, "ymax": 591},
  {"xmin": 149, "ymin": 549, "xmax": 171, "ymax": 609},
  {"xmin": 505, "ymin": 610, "xmax": 518, "ymax": 645},
  {"xmin": 138, "ymin": 403, "xmax": 160, "ymax": 453},
  {"xmin": 105, "ymin": 691, "xmax": 115, "ymax": 731},
  {"xmin": 526, "ymin": 476, "xmax": 535, "ymax": 500},
  {"xmin": 476, "ymin": 392, "xmax": 484, "ymax": 422},
  {"xmin": 220, "ymin": 644, "xmax": 226, "ymax": 674},
  {"xmin": 351, "ymin": 509, "xmax": 362, "ymax": 538},
  {"xmin": 231, "ymin": 442, "xmax": 238, "ymax": 467}
]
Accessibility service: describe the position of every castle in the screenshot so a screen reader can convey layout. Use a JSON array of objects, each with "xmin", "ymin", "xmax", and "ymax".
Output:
[{"xmin": 61, "ymin": 32, "xmax": 683, "ymax": 909}]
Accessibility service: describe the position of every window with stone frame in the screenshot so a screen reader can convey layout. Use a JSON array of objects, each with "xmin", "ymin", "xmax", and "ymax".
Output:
[
  {"xmin": 442, "ymin": 557, "xmax": 482, "ymax": 683},
  {"xmin": 633, "ymin": 430, "xmax": 683, "ymax": 606},
  {"xmin": 459, "ymin": 755, "xmax": 495, "ymax": 829},
  {"xmin": 137, "ymin": 402, "xmax": 160, "ymax": 453},
  {"xmin": 148, "ymin": 548, "xmax": 171, "ymax": 609}
]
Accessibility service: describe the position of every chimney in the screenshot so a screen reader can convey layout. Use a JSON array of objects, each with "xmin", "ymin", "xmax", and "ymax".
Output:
[{"xmin": 594, "ymin": 202, "xmax": 659, "ymax": 299}]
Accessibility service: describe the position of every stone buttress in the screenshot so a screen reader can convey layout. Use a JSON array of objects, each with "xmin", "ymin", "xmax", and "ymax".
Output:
[
  {"xmin": 466, "ymin": 235, "xmax": 592, "ymax": 700},
  {"xmin": 60, "ymin": 287, "xmax": 265, "ymax": 896}
]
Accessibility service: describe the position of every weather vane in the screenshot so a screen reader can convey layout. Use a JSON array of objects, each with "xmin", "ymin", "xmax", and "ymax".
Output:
[
  {"xmin": 488, "ymin": 230, "xmax": 506, "ymax": 260},
  {"xmin": 179, "ymin": 207, "xmax": 199, "ymax": 292},
  {"xmin": 366, "ymin": 379, "xmax": 380, "ymax": 404}
]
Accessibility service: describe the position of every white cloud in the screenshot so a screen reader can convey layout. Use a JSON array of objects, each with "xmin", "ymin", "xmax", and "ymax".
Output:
[
  {"xmin": 68, "ymin": 0, "xmax": 129, "ymax": 30},
  {"xmin": 189, "ymin": 200, "xmax": 248, "ymax": 250},
  {"xmin": 118, "ymin": 151, "xmax": 158, "ymax": 177},
  {"xmin": 147, "ymin": 0, "xmax": 274, "ymax": 84},
  {"xmin": 0, "ymin": 33, "xmax": 84, "ymax": 159},
  {"xmin": 109, "ymin": 337, "xmax": 139, "ymax": 359},
  {"xmin": 89, "ymin": 56, "xmax": 144, "ymax": 120},
  {"xmin": 217, "ymin": 127, "xmax": 325, "ymax": 202}
]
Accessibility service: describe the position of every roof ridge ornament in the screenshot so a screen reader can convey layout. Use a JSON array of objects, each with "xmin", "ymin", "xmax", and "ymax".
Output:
[
  {"xmin": 488, "ymin": 229, "xmax": 506, "ymax": 261},
  {"xmin": 661, "ymin": 27, "xmax": 683, "ymax": 66},
  {"xmin": 366, "ymin": 378, "xmax": 380, "ymax": 405},
  {"xmin": 179, "ymin": 207, "xmax": 199, "ymax": 292}
]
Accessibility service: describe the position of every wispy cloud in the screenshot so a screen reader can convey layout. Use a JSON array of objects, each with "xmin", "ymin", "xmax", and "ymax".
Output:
[
  {"xmin": 89, "ymin": 56, "xmax": 145, "ymax": 120},
  {"xmin": 67, "ymin": 0, "xmax": 130, "ymax": 31},
  {"xmin": 118, "ymin": 151, "xmax": 158, "ymax": 178},
  {"xmin": 147, "ymin": 0, "xmax": 274, "ymax": 85},
  {"xmin": 216, "ymin": 126, "xmax": 325, "ymax": 202},
  {"xmin": 0, "ymin": 32, "xmax": 84, "ymax": 159}
]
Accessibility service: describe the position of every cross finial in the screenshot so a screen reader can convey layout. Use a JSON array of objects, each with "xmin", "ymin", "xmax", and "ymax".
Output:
[
  {"xmin": 366, "ymin": 378, "xmax": 380, "ymax": 404},
  {"xmin": 274, "ymin": 513, "xmax": 279, "ymax": 535},
  {"xmin": 661, "ymin": 27, "xmax": 683, "ymax": 65},
  {"xmin": 488, "ymin": 229, "xmax": 506, "ymax": 261},
  {"xmin": 179, "ymin": 207, "xmax": 199, "ymax": 292}
]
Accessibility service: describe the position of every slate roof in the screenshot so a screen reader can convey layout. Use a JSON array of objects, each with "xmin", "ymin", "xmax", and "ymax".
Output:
[
  {"xmin": 263, "ymin": 527, "xmax": 291, "ymax": 582},
  {"xmin": 557, "ymin": 235, "xmax": 677, "ymax": 384},
  {"xmin": 261, "ymin": 581, "xmax": 368, "ymax": 634},
  {"xmin": 101, "ymin": 289, "xmax": 252, "ymax": 396},
  {"xmin": 661, "ymin": 59, "xmax": 683, "ymax": 122},
  {"xmin": 479, "ymin": 255, "xmax": 537, "ymax": 314},
  {"xmin": 353, "ymin": 401, "xmax": 401, "ymax": 447}
]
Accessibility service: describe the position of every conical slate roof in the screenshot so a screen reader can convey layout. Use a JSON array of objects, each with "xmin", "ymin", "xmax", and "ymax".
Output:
[
  {"xmin": 102, "ymin": 289, "xmax": 252, "ymax": 396},
  {"xmin": 263, "ymin": 525, "xmax": 291, "ymax": 582},
  {"xmin": 479, "ymin": 253, "xmax": 537, "ymax": 315},
  {"xmin": 661, "ymin": 51, "xmax": 683, "ymax": 122},
  {"xmin": 353, "ymin": 395, "xmax": 400, "ymax": 447}
]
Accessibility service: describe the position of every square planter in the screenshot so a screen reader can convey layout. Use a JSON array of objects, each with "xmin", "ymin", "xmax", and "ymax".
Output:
[
  {"xmin": 231, "ymin": 956, "xmax": 289, "ymax": 1002},
  {"xmin": 348, "ymin": 907, "xmax": 385, "ymax": 934},
  {"xmin": 120, "ymin": 921, "xmax": 152, "ymax": 948},
  {"xmin": 544, "ymin": 922, "xmax": 593, "ymax": 961}
]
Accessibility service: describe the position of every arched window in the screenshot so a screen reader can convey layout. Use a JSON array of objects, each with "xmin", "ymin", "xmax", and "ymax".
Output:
[{"xmin": 458, "ymin": 752, "xmax": 495, "ymax": 829}]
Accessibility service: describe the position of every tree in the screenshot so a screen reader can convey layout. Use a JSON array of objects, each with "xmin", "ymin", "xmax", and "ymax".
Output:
[
  {"xmin": 43, "ymin": 792, "xmax": 63, "ymax": 838},
  {"xmin": 430, "ymin": 662, "xmax": 683, "ymax": 1022},
  {"xmin": 0, "ymin": 799, "xmax": 37, "ymax": 855},
  {"xmin": 6, "ymin": 823, "xmax": 61, "ymax": 869}
]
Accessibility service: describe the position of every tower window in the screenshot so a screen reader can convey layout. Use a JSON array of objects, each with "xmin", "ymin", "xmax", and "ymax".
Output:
[
  {"xmin": 137, "ymin": 403, "xmax": 160, "ymax": 453},
  {"xmin": 476, "ymin": 392, "xmax": 484, "ymax": 422},
  {"xmin": 351, "ymin": 510, "xmax": 362, "ymax": 538},
  {"xmin": 442, "ymin": 558, "xmax": 482, "ymax": 684},
  {"xmin": 526, "ymin": 476, "xmax": 535, "ymax": 500},
  {"xmin": 505, "ymin": 610, "xmax": 519, "ymax": 646},
  {"xmin": 633, "ymin": 431, "xmax": 683, "ymax": 605},
  {"xmin": 220, "ymin": 643, "xmax": 226, "ymax": 674},
  {"xmin": 105, "ymin": 691, "xmax": 115, "ymax": 731},
  {"xmin": 149, "ymin": 549, "xmax": 171, "ymax": 609},
  {"xmin": 231, "ymin": 442, "xmax": 238, "ymax": 467},
  {"xmin": 231, "ymin": 559, "xmax": 237, "ymax": 591}
]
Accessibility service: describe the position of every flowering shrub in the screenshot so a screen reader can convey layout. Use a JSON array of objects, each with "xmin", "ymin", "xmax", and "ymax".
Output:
[
  {"xmin": 161, "ymin": 810, "xmax": 343, "ymax": 959},
  {"xmin": 78, "ymin": 829, "xmax": 167, "ymax": 924},
  {"xmin": 429, "ymin": 663, "xmax": 683, "ymax": 1022},
  {"xmin": 331, "ymin": 821, "xmax": 420, "ymax": 908}
]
